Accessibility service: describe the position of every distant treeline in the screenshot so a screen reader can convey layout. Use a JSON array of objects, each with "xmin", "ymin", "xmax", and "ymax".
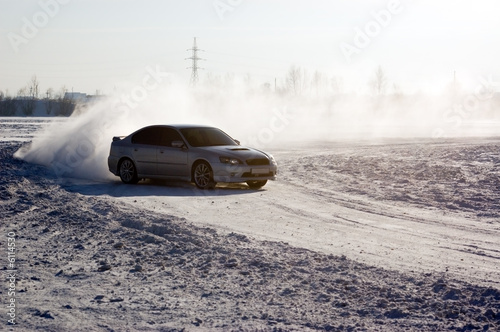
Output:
[{"xmin": 0, "ymin": 97, "xmax": 75, "ymax": 117}]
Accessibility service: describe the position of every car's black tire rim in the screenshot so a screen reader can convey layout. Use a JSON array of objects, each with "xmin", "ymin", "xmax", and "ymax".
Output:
[
  {"xmin": 120, "ymin": 159, "xmax": 135, "ymax": 183},
  {"xmin": 194, "ymin": 163, "xmax": 211, "ymax": 188}
]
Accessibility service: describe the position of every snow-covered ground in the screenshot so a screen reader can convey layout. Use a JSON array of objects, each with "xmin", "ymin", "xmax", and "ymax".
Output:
[{"xmin": 1, "ymin": 118, "xmax": 500, "ymax": 331}]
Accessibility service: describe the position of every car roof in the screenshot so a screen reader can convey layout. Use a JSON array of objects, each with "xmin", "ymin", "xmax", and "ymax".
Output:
[
  {"xmin": 140, "ymin": 124, "xmax": 216, "ymax": 130},
  {"xmin": 169, "ymin": 124, "xmax": 216, "ymax": 130}
]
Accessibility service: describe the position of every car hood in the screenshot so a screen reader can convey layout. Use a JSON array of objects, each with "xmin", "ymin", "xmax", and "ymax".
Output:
[{"xmin": 197, "ymin": 145, "xmax": 271, "ymax": 160}]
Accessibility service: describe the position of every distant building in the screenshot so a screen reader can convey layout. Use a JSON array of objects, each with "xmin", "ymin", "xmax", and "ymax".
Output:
[{"xmin": 64, "ymin": 92, "xmax": 87, "ymax": 102}]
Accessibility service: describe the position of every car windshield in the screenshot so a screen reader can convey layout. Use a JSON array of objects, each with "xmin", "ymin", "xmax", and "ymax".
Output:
[{"xmin": 180, "ymin": 128, "xmax": 237, "ymax": 147}]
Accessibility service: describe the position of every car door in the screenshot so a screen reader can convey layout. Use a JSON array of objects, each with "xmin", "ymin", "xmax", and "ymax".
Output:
[
  {"xmin": 156, "ymin": 127, "xmax": 188, "ymax": 178},
  {"xmin": 130, "ymin": 127, "xmax": 159, "ymax": 176}
]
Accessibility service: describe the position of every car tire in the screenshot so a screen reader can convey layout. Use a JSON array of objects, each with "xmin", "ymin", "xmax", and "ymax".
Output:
[
  {"xmin": 119, "ymin": 158, "xmax": 139, "ymax": 184},
  {"xmin": 246, "ymin": 180, "xmax": 267, "ymax": 189},
  {"xmin": 193, "ymin": 161, "xmax": 216, "ymax": 189}
]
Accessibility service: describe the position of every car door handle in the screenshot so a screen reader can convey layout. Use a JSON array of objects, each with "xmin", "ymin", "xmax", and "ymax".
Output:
[
  {"xmin": 159, "ymin": 150, "xmax": 164, "ymax": 154},
  {"xmin": 134, "ymin": 148, "xmax": 138, "ymax": 152}
]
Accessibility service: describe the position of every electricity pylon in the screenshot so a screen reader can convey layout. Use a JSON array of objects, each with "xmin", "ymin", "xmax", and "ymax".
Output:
[{"xmin": 186, "ymin": 37, "xmax": 205, "ymax": 86}]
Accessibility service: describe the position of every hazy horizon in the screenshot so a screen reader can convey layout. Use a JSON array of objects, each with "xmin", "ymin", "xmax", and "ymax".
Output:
[{"xmin": 2, "ymin": 0, "xmax": 500, "ymax": 96}]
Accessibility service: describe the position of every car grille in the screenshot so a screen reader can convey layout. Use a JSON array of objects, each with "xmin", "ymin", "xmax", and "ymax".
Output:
[{"xmin": 246, "ymin": 158, "xmax": 269, "ymax": 166}]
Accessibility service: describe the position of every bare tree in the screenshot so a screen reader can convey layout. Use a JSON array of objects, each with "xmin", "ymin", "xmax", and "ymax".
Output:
[
  {"xmin": 286, "ymin": 65, "xmax": 305, "ymax": 96},
  {"xmin": 58, "ymin": 85, "xmax": 68, "ymax": 99},
  {"xmin": 243, "ymin": 73, "xmax": 252, "ymax": 89},
  {"xmin": 260, "ymin": 82, "xmax": 271, "ymax": 93},
  {"xmin": 29, "ymin": 75, "xmax": 40, "ymax": 99},
  {"xmin": 311, "ymin": 70, "xmax": 327, "ymax": 96},
  {"xmin": 204, "ymin": 72, "xmax": 222, "ymax": 88},
  {"xmin": 17, "ymin": 85, "xmax": 34, "ymax": 115},
  {"xmin": 45, "ymin": 88, "xmax": 55, "ymax": 115},
  {"xmin": 392, "ymin": 83, "xmax": 403, "ymax": 100},
  {"xmin": 55, "ymin": 86, "xmax": 75, "ymax": 116},
  {"xmin": 223, "ymin": 72, "xmax": 235, "ymax": 88},
  {"xmin": 330, "ymin": 76, "xmax": 344, "ymax": 95},
  {"xmin": 45, "ymin": 88, "xmax": 54, "ymax": 99},
  {"xmin": 14, "ymin": 76, "xmax": 41, "ymax": 115},
  {"xmin": 369, "ymin": 66, "xmax": 387, "ymax": 96},
  {"xmin": 17, "ymin": 87, "xmax": 27, "ymax": 97},
  {"xmin": 0, "ymin": 96, "xmax": 18, "ymax": 116}
]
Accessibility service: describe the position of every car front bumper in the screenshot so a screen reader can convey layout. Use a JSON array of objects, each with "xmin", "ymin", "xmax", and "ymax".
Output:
[{"xmin": 212, "ymin": 163, "xmax": 278, "ymax": 183}]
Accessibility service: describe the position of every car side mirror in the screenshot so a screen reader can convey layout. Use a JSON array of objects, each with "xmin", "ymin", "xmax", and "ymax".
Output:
[
  {"xmin": 172, "ymin": 140, "xmax": 186, "ymax": 149},
  {"xmin": 234, "ymin": 139, "xmax": 240, "ymax": 145}
]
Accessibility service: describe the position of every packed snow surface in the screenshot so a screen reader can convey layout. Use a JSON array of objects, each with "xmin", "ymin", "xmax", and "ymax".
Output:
[{"xmin": 1, "ymin": 118, "xmax": 499, "ymax": 331}]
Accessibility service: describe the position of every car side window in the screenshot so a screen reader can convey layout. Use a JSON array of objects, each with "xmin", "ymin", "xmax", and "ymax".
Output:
[
  {"xmin": 160, "ymin": 128, "xmax": 184, "ymax": 147},
  {"xmin": 131, "ymin": 127, "xmax": 160, "ymax": 145}
]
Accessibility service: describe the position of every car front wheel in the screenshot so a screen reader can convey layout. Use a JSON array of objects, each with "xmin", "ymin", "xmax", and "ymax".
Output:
[
  {"xmin": 119, "ymin": 158, "xmax": 139, "ymax": 184},
  {"xmin": 246, "ymin": 180, "xmax": 267, "ymax": 189},
  {"xmin": 193, "ymin": 162, "xmax": 216, "ymax": 189}
]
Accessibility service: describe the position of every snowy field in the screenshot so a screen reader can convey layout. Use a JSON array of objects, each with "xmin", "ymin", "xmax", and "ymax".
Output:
[{"xmin": 1, "ymin": 118, "xmax": 500, "ymax": 331}]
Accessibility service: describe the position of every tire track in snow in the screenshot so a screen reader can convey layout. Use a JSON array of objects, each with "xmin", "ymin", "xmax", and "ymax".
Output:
[
  {"xmin": 125, "ymin": 177, "xmax": 499, "ymax": 287},
  {"xmin": 268, "ymin": 177, "xmax": 500, "ymax": 287}
]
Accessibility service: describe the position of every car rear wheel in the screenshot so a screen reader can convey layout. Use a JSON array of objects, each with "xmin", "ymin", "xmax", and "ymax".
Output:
[
  {"xmin": 119, "ymin": 158, "xmax": 139, "ymax": 184},
  {"xmin": 246, "ymin": 180, "xmax": 267, "ymax": 189},
  {"xmin": 193, "ymin": 162, "xmax": 216, "ymax": 189}
]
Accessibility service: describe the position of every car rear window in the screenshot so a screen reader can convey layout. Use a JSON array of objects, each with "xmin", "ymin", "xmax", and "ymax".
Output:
[{"xmin": 131, "ymin": 127, "xmax": 159, "ymax": 145}]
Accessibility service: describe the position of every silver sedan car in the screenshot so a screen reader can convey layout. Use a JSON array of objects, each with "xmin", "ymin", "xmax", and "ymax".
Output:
[{"xmin": 107, "ymin": 125, "xmax": 277, "ymax": 189}]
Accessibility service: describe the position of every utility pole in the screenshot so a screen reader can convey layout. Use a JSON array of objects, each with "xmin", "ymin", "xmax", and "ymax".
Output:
[{"xmin": 186, "ymin": 37, "xmax": 205, "ymax": 86}]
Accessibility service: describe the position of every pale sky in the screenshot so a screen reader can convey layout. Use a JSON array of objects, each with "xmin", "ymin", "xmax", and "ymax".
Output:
[{"xmin": 1, "ymin": 0, "xmax": 499, "ymax": 95}]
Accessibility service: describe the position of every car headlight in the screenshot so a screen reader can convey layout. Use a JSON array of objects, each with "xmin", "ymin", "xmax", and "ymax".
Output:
[{"xmin": 219, "ymin": 157, "xmax": 242, "ymax": 165}]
